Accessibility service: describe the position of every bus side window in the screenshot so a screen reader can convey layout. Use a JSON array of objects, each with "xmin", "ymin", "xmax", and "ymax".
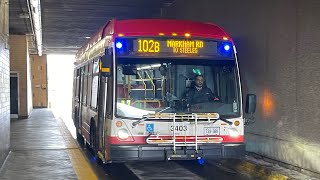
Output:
[
  {"xmin": 91, "ymin": 60, "xmax": 99, "ymax": 109},
  {"xmin": 81, "ymin": 65, "xmax": 88, "ymax": 105},
  {"xmin": 75, "ymin": 69, "xmax": 81, "ymax": 102},
  {"xmin": 87, "ymin": 62, "xmax": 93, "ymax": 106},
  {"xmin": 106, "ymin": 75, "xmax": 113, "ymax": 118}
]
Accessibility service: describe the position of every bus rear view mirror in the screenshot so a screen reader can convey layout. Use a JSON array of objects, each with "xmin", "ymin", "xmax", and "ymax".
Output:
[
  {"xmin": 122, "ymin": 65, "xmax": 137, "ymax": 75},
  {"xmin": 245, "ymin": 94, "xmax": 256, "ymax": 114}
]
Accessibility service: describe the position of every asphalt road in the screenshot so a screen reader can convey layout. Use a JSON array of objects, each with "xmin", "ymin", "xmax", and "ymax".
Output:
[{"xmin": 82, "ymin": 147, "xmax": 251, "ymax": 180}]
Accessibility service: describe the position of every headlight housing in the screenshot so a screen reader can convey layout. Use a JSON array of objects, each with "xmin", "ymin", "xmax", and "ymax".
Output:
[
  {"xmin": 228, "ymin": 128, "xmax": 240, "ymax": 137},
  {"xmin": 117, "ymin": 129, "xmax": 129, "ymax": 139}
]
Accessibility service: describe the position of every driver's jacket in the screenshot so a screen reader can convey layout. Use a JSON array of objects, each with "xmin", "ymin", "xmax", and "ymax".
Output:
[{"xmin": 185, "ymin": 87, "xmax": 215, "ymax": 104}]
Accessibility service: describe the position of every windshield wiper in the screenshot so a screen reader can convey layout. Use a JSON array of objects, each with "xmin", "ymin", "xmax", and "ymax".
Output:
[
  {"xmin": 132, "ymin": 115, "xmax": 149, "ymax": 127},
  {"xmin": 215, "ymin": 116, "xmax": 233, "ymax": 125},
  {"xmin": 132, "ymin": 107, "xmax": 171, "ymax": 127},
  {"xmin": 157, "ymin": 106, "xmax": 171, "ymax": 113}
]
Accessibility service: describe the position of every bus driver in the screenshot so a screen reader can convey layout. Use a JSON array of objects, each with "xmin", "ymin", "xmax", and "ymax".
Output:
[{"xmin": 185, "ymin": 75, "xmax": 220, "ymax": 105}]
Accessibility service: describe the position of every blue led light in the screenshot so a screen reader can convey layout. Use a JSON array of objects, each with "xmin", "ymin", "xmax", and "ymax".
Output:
[
  {"xmin": 224, "ymin": 44, "xmax": 231, "ymax": 51},
  {"xmin": 218, "ymin": 42, "xmax": 233, "ymax": 57},
  {"xmin": 116, "ymin": 42, "xmax": 123, "ymax": 49},
  {"xmin": 197, "ymin": 157, "xmax": 205, "ymax": 165}
]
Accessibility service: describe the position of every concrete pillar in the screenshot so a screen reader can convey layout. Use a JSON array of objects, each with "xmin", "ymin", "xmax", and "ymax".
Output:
[{"xmin": 9, "ymin": 35, "xmax": 33, "ymax": 118}]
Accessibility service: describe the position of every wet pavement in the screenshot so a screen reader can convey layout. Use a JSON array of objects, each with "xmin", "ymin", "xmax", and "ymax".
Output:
[
  {"xmin": 0, "ymin": 109, "xmax": 77, "ymax": 179},
  {"xmin": 1, "ymin": 108, "xmax": 317, "ymax": 180},
  {"xmin": 0, "ymin": 109, "xmax": 252, "ymax": 180}
]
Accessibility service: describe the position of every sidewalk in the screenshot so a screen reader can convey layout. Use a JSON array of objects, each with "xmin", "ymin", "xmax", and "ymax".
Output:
[{"xmin": 0, "ymin": 109, "xmax": 97, "ymax": 180}]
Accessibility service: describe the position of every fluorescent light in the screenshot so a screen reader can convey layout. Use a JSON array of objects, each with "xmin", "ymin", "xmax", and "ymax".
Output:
[
  {"xmin": 137, "ymin": 64, "xmax": 161, "ymax": 70},
  {"xmin": 30, "ymin": 0, "xmax": 42, "ymax": 56},
  {"xmin": 151, "ymin": 64, "xmax": 161, "ymax": 68}
]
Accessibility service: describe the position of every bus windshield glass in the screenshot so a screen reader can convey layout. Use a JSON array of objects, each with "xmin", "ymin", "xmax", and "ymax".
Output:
[{"xmin": 116, "ymin": 58, "xmax": 240, "ymax": 119}]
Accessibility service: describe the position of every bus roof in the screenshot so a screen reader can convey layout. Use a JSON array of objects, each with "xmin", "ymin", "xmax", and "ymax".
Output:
[
  {"xmin": 114, "ymin": 19, "xmax": 230, "ymax": 39},
  {"xmin": 76, "ymin": 19, "xmax": 232, "ymax": 62}
]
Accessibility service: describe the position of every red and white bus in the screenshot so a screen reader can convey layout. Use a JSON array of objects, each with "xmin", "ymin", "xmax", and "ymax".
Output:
[{"xmin": 72, "ymin": 19, "xmax": 256, "ymax": 163}]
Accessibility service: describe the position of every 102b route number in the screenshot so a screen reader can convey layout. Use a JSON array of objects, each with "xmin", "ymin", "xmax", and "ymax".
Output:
[{"xmin": 171, "ymin": 125, "xmax": 187, "ymax": 131}]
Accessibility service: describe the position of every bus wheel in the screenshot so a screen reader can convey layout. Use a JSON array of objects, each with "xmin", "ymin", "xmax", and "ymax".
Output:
[
  {"xmin": 90, "ymin": 121, "xmax": 97, "ymax": 154},
  {"xmin": 74, "ymin": 109, "xmax": 84, "ymax": 147},
  {"xmin": 76, "ymin": 130, "xmax": 84, "ymax": 147}
]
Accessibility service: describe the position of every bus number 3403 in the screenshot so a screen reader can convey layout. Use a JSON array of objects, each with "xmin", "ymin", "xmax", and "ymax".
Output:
[{"xmin": 170, "ymin": 125, "xmax": 188, "ymax": 131}]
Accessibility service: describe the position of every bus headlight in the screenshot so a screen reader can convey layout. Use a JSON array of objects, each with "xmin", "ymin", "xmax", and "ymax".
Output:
[
  {"xmin": 228, "ymin": 128, "xmax": 240, "ymax": 137},
  {"xmin": 117, "ymin": 129, "xmax": 129, "ymax": 139}
]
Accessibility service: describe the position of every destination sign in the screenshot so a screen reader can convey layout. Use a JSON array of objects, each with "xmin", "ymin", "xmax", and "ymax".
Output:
[{"xmin": 131, "ymin": 38, "xmax": 218, "ymax": 57}]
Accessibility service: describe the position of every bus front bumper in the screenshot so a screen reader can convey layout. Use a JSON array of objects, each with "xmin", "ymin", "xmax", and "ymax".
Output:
[{"xmin": 109, "ymin": 143, "xmax": 245, "ymax": 162}]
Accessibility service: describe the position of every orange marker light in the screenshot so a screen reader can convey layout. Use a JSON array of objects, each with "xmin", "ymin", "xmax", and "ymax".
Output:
[
  {"xmin": 172, "ymin": 32, "xmax": 177, "ymax": 36},
  {"xmin": 234, "ymin": 121, "xmax": 240, "ymax": 126},
  {"xmin": 159, "ymin": 33, "xmax": 165, "ymax": 36},
  {"xmin": 118, "ymin": 33, "xmax": 124, "ymax": 37},
  {"xmin": 185, "ymin": 33, "xmax": 191, "ymax": 37},
  {"xmin": 116, "ymin": 121, "xmax": 123, "ymax": 127},
  {"xmin": 262, "ymin": 89, "xmax": 275, "ymax": 118},
  {"xmin": 223, "ymin": 36, "xmax": 228, "ymax": 40}
]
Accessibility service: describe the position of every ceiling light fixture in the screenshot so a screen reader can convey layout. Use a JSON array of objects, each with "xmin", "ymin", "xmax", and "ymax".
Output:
[{"xmin": 29, "ymin": 0, "xmax": 42, "ymax": 56}]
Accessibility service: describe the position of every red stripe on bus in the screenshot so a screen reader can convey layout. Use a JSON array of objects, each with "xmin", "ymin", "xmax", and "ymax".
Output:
[{"xmin": 107, "ymin": 135, "xmax": 244, "ymax": 145}]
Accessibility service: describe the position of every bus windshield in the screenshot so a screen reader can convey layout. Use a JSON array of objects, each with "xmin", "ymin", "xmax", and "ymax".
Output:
[{"xmin": 116, "ymin": 58, "xmax": 240, "ymax": 119}]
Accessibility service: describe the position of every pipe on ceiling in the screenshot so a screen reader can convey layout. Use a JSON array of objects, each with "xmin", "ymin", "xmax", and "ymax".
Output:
[{"xmin": 29, "ymin": 0, "xmax": 42, "ymax": 56}]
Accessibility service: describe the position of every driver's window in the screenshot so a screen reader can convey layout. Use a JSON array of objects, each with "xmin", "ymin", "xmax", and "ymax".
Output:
[{"xmin": 215, "ymin": 66, "xmax": 236, "ymax": 104}]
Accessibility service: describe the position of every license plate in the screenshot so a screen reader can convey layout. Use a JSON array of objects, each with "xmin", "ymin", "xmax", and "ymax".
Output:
[{"xmin": 204, "ymin": 127, "xmax": 219, "ymax": 135}]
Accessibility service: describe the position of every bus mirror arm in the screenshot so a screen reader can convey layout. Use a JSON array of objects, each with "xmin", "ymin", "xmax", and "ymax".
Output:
[{"xmin": 244, "ymin": 113, "xmax": 255, "ymax": 125}]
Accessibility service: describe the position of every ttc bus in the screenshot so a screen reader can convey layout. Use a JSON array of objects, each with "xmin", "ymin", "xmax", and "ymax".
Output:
[{"xmin": 72, "ymin": 19, "xmax": 256, "ymax": 163}]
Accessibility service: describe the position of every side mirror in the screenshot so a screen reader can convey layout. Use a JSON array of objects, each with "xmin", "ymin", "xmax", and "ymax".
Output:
[{"xmin": 245, "ymin": 94, "xmax": 256, "ymax": 114}]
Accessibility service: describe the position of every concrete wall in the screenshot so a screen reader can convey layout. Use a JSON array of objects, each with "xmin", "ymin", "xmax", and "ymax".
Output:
[
  {"xmin": 31, "ymin": 54, "xmax": 48, "ymax": 108},
  {"xmin": 164, "ymin": 0, "xmax": 320, "ymax": 174},
  {"xmin": 26, "ymin": 47, "xmax": 33, "ymax": 113},
  {"xmin": 0, "ymin": 0, "xmax": 10, "ymax": 166},
  {"xmin": 9, "ymin": 35, "xmax": 33, "ymax": 118}
]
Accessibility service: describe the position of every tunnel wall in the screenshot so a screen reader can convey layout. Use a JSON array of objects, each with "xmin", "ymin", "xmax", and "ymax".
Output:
[
  {"xmin": 163, "ymin": 0, "xmax": 320, "ymax": 174},
  {"xmin": 0, "ymin": 0, "xmax": 10, "ymax": 166}
]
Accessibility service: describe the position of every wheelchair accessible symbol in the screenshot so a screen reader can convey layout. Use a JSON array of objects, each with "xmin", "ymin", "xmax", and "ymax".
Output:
[{"xmin": 146, "ymin": 124, "xmax": 154, "ymax": 133}]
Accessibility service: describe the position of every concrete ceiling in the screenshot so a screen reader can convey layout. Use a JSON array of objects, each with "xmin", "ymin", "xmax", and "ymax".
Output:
[{"xmin": 9, "ymin": 0, "xmax": 176, "ymax": 54}]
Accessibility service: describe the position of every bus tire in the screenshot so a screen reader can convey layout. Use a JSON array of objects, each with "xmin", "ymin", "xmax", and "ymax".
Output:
[
  {"xmin": 76, "ymin": 131, "xmax": 84, "ymax": 147},
  {"xmin": 74, "ymin": 108, "xmax": 84, "ymax": 147},
  {"xmin": 90, "ymin": 120, "xmax": 98, "ymax": 155},
  {"xmin": 73, "ymin": 107, "xmax": 78, "ymax": 127}
]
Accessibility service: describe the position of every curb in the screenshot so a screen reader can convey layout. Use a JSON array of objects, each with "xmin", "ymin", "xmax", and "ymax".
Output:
[
  {"xmin": 211, "ymin": 158, "xmax": 289, "ymax": 180},
  {"xmin": 236, "ymin": 160, "xmax": 289, "ymax": 180}
]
